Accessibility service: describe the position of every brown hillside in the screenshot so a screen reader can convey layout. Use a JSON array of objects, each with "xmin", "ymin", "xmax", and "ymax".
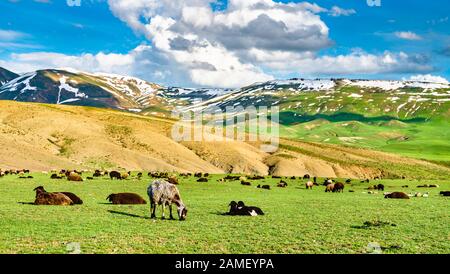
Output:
[{"xmin": 0, "ymin": 101, "xmax": 448, "ymax": 179}]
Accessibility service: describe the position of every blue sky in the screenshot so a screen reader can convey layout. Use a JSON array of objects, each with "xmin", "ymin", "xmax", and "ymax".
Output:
[{"xmin": 0, "ymin": 0, "xmax": 449, "ymax": 87}]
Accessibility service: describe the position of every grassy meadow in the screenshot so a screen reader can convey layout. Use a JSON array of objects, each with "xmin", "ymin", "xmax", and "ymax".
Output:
[{"xmin": 0, "ymin": 173, "xmax": 449, "ymax": 254}]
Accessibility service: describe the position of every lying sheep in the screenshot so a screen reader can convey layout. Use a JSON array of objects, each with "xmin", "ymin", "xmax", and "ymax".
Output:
[
  {"xmin": 197, "ymin": 178, "xmax": 208, "ymax": 183},
  {"xmin": 147, "ymin": 180, "xmax": 188, "ymax": 220},
  {"xmin": 34, "ymin": 186, "xmax": 83, "ymax": 205},
  {"xmin": 67, "ymin": 172, "xmax": 83, "ymax": 182},
  {"xmin": 34, "ymin": 187, "xmax": 73, "ymax": 206},
  {"xmin": 241, "ymin": 181, "xmax": 251, "ymax": 186},
  {"xmin": 384, "ymin": 192, "xmax": 410, "ymax": 199},
  {"xmin": 257, "ymin": 185, "xmax": 271, "ymax": 190},
  {"xmin": 440, "ymin": 191, "xmax": 450, "ymax": 197},
  {"xmin": 227, "ymin": 201, "xmax": 264, "ymax": 216},
  {"xmin": 107, "ymin": 193, "xmax": 147, "ymax": 205}
]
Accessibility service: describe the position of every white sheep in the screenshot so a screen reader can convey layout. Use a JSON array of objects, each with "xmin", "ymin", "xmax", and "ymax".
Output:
[{"xmin": 147, "ymin": 179, "xmax": 188, "ymax": 220}]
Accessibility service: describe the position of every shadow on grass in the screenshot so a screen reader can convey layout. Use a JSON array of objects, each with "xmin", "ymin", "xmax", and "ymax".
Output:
[
  {"xmin": 17, "ymin": 202, "xmax": 35, "ymax": 205},
  {"xmin": 108, "ymin": 210, "xmax": 150, "ymax": 219},
  {"xmin": 352, "ymin": 220, "xmax": 397, "ymax": 229}
]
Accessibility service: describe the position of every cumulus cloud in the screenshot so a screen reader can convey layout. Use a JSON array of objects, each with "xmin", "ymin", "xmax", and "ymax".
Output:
[
  {"xmin": 394, "ymin": 31, "xmax": 422, "ymax": 41},
  {"xmin": 1, "ymin": 0, "xmax": 436, "ymax": 87},
  {"xmin": 405, "ymin": 74, "xmax": 449, "ymax": 84}
]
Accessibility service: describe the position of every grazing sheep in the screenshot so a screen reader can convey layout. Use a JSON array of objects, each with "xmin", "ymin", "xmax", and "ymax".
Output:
[
  {"xmin": 227, "ymin": 201, "xmax": 264, "ymax": 216},
  {"xmin": 168, "ymin": 176, "xmax": 179, "ymax": 185},
  {"xmin": 323, "ymin": 178, "xmax": 333, "ymax": 186},
  {"xmin": 194, "ymin": 172, "xmax": 203, "ymax": 178},
  {"xmin": 34, "ymin": 187, "xmax": 74, "ymax": 206},
  {"xmin": 290, "ymin": 176, "xmax": 296, "ymax": 180},
  {"xmin": 377, "ymin": 184, "xmax": 385, "ymax": 191},
  {"xmin": 147, "ymin": 180, "xmax": 187, "ymax": 220},
  {"xmin": 107, "ymin": 193, "xmax": 147, "ymax": 205},
  {"xmin": 67, "ymin": 172, "xmax": 83, "ymax": 182},
  {"xmin": 257, "ymin": 185, "xmax": 271, "ymax": 190},
  {"xmin": 241, "ymin": 181, "xmax": 251, "ymax": 186},
  {"xmin": 325, "ymin": 183, "xmax": 335, "ymax": 193},
  {"xmin": 33, "ymin": 186, "xmax": 83, "ymax": 205},
  {"xmin": 303, "ymin": 174, "xmax": 311, "ymax": 179},
  {"xmin": 333, "ymin": 182, "xmax": 345, "ymax": 193},
  {"xmin": 305, "ymin": 181, "xmax": 314, "ymax": 190},
  {"xmin": 384, "ymin": 192, "xmax": 410, "ymax": 199},
  {"xmin": 109, "ymin": 171, "xmax": 122, "ymax": 180},
  {"xmin": 277, "ymin": 180, "xmax": 288, "ymax": 188},
  {"xmin": 197, "ymin": 178, "xmax": 208, "ymax": 183},
  {"xmin": 346, "ymin": 179, "xmax": 352, "ymax": 183},
  {"xmin": 439, "ymin": 191, "xmax": 450, "ymax": 197},
  {"xmin": 121, "ymin": 171, "xmax": 131, "ymax": 180}
]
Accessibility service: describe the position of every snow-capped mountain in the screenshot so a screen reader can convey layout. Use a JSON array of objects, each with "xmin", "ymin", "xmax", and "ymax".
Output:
[
  {"xmin": 0, "ymin": 67, "xmax": 19, "ymax": 86},
  {"xmin": 184, "ymin": 78, "xmax": 450, "ymax": 120},
  {"xmin": 1, "ymin": 67, "xmax": 449, "ymax": 120},
  {"xmin": 0, "ymin": 68, "xmax": 230, "ymax": 115}
]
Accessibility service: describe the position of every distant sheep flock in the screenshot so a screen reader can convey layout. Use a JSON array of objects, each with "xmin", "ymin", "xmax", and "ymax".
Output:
[{"xmin": 0, "ymin": 168, "xmax": 448, "ymax": 221}]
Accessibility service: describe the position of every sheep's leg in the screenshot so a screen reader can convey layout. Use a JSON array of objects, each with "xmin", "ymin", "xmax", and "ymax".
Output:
[
  {"xmin": 169, "ymin": 204, "xmax": 175, "ymax": 220},
  {"xmin": 161, "ymin": 203, "xmax": 166, "ymax": 219},
  {"xmin": 151, "ymin": 202, "xmax": 156, "ymax": 219}
]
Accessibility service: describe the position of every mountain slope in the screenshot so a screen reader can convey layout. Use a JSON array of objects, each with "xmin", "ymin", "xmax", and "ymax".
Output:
[
  {"xmin": 0, "ymin": 101, "xmax": 448, "ymax": 179},
  {"xmin": 0, "ymin": 68, "xmax": 231, "ymax": 115},
  {"xmin": 185, "ymin": 79, "xmax": 450, "ymax": 162},
  {"xmin": 0, "ymin": 67, "xmax": 19, "ymax": 86}
]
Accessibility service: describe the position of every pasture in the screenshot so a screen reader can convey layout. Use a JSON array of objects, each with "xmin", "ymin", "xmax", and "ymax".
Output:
[{"xmin": 0, "ymin": 173, "xmax": 448, "ymax": 254}]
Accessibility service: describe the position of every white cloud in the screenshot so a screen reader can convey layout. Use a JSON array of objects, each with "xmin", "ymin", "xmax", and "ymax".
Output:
[
  {"xmin": 405, "ymin": 74, "xmax": 449, "ymax": 84},
  {"xmin": 394, "ymin": 31, "xmax": 422, "ymax": 41},
  {"xmin": 328, "ymin": 6, "xmax": 356, "ymax": 17},
  {"xmin": 1, "ymin": 1, "xmax": 435, "ymax": 88}
]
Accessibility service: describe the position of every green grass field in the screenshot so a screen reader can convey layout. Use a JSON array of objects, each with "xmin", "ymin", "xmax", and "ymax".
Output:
[{"xmin": 0, "ymin": 173, "xmax": 449, "ymax": 254}]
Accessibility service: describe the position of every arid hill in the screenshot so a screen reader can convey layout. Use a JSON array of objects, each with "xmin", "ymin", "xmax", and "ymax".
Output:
[{"xmin": 0, "ymin": 101, "xmax": 448, "ymax": 179}]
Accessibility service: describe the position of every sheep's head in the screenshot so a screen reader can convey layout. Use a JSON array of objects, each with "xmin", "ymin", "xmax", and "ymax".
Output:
[
  {"xmin": 33, "ymin": 186, "xmax": 45, "ymax": 192},
  {"xmin": 177, "ymin": 205, "xmax": 188, "ymax": 221}
]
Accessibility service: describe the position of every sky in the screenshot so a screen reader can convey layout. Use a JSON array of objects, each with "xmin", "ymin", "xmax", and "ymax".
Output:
[{"xmin": 0, "ymin": 0, "xmax": 449, "ymax": 88}]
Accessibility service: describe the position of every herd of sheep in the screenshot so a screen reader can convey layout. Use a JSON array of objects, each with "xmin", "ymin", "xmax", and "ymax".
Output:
[{"xmin": 1, "ymin": 168, "xmax": 450, "ymax": 221}]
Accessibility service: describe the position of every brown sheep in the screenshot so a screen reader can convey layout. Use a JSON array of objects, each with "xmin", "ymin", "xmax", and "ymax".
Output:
[
  {"xmin": 333, "ymin": 182, "xmax": 345, "ymax": 193},
  {"xmin": 384, "ymin": 192, "xmax": 410, "ymax": 199},
  {"xmin": 67, "ymin": 172, "xmax": 83, "ymax": 182},
  {"xmin": 305, "ymin": 181, "xmax": 314, "ymax": 190},
  {"xmin": 168, "ymin": 176, "xmax": 179, "ymax": 185},
  {"xmin": 197, "ymin": 177, "xmax": 209, "ymax": 182},
  {"xmin": 109, "ymin": 171, "xmax": 122, "ymax": 180},
  {"xmin": 325, "ymin": 183, "xmax": 335, "ymax": 192},
  {"xmin": 34, "ymin": 187, "xmax": 74, "ymax": 206},
  {"xmin": 241, "ymin": 181, "xmax": 251, "ymax": 186},
  {"xmin": 107, "ymin": 193, "xmax": 147, "ymax": 205},
  {"xmin": 34, "ymin": 186, "xmax": 83, "ymax": 205},
  {"xmin": 121, "ymin": 171, "xmax": 131, "ymax": 180}
]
